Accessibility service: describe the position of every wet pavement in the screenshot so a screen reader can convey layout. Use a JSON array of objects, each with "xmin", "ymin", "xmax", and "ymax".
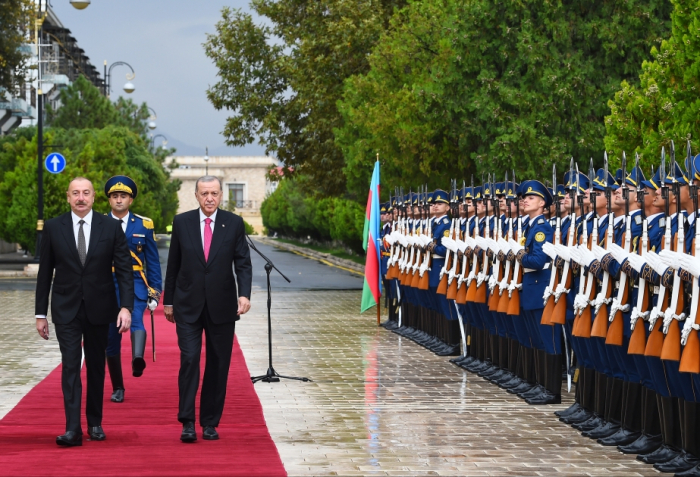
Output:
[{"xmin": 0, "ymin": 239, "xmax": 657, "ymax": 476}]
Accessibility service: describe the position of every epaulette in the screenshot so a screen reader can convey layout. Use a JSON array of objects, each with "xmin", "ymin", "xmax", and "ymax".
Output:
[
  {"xmin": 134, "ymin": 214, "xmax": 154, "ymax": 229},
  {"xmin": 538, "ymin": 218, "xmax": 544, "ymax": 224},
  {"xmin": 442, "ymin": 218, "xmax": 449, "ymax": 225},
  {"xmin": 659, "ymin": 217, "xmax": 666, "ymax": 228},
  {"xmin": 634, "ymin": 214, "xmax": 642, "ymax": 225}
]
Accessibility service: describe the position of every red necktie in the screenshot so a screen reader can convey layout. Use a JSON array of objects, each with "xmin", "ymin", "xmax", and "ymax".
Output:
[{"xmin": 204, "ymin": 217, "xmax": 213, "ymax": 262}]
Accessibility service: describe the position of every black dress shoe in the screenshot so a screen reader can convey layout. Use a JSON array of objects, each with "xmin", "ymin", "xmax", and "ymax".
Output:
[
  {"xmin": 637, "ymin": 444, "xmax": 680, "ymax": 464},
  {"xmin": 519, "ymin": 384, "xmax": 545, "ymax": 400},
  {"xmin": 526, "ymin": 391, "xmax": 561, "ymax": 405},
  {"xmin": 653, "ymin": 451, "xmax": 699, "ymax": 473},
  {"xmin": 111, "ymin": 388, "xmax": 125, "ymax": 403},
  {"xmin": 508, "ymin": 381, "xmax": 534, "ymax": 395},
  {"xmin": 435, "ymin": 345, "xmax": 460, "ymax": 356},
  {"xmin": 618, "ymin": 433, "xmax": 662, "ymax": 455},
  {"xmin": 573, "ymin": 415, "xmax": 604, "ymax": 431},
  {"xmin": 676, "ymin": 462, "xmax": 700, "ymax": 477},
  {"xmin": 500, "ymin": 376, "xmax": 524, "ymax": 389},
  {"xmin": 88, "ymin": 426, "xmax": 106, "ymax": 441},
  {"xmin": 56, "ymin": 431, "xmax": 82, "ymax": 447},
  {"xmin": 582, "ymin": 421, "xmax": 619, "ymax": 439},
  {"xmin": 555, "ymin": 402, "xmax": 581, "ymax": 418},
  {"xmin": 597, "ymin": 428, "xmax": 640, "ymax": 446},
  {"xmin": 203, "ymin": 426, "xmax": 219, "ymax": 440},
  {"xmin": 181, "ymin": 422, "xmax": 197, "ymax": 443},
  {"xmin": 560, "ymin": 408, "xmax": 592, "ymax": 425}
]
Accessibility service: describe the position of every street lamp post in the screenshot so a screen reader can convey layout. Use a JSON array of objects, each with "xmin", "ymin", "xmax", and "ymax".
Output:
[
  {"xmin": 147, "ymin": 107, "xmax": 157, "ymax": 130},
  {"xmin": 103, "ymin": 61, "xmax": 136, "ymax": 97},
  {"xmin": 204, "ymin": 147, "xmax": 209, "ymax": 175},
  {"xmin": 150, "ymin": 134, "xmax": 167, "ymax": 151}
]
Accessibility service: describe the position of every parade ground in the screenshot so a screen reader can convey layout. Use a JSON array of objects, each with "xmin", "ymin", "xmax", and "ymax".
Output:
[{"xmin": 0, "ymin": 240, "xmax": 659, "ymax": 476}]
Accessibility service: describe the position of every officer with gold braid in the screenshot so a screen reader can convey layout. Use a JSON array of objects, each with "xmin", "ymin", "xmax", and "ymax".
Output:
[{"xmin": 104, "ymin": 176, "xmax": 162, "ymax": 403}]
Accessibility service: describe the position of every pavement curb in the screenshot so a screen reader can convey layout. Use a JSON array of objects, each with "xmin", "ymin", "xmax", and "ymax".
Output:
[{"xmin": 253, "ymin": 236, "xmax": 365, "ymax": 276}]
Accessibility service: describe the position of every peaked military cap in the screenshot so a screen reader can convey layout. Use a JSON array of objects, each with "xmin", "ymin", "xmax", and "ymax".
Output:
[
  {"xmin": 505, "ymin": 182, "xmax": 519, "ymax": 199},
  {"xmin": 690, "ymin": 154, "xmax": 700, "ymax": 181},
  {"xmin": 591, "ymin": 168, "xmax": 619, "ymax": 192},
  {"xmin": 105, "ymin": 175, "xmax": 138, "ymax": 198},
  {"xmin": 556, "ymin": 184, "xmax": 566, "ymax": 198},
  {"xmin": 624, "ymin": 166, "xmax": 646, "ymax": 188},
  {"xmin": 564, "ymin": 171, "xmax": 589, "ymax": 192},
  {"xmin": 463, "ymin": 187, "xmax": 474, "ymax": 200},
  {"xmin": 520, "ymin": 180, "xmax": 553, "ymax": 208},
  {"xmin": 473, "ymin": 186, "xmax": 483, "ymax": 200},
  {"xmin": 432, "ymin": 189, "xmax": 450, "ymax": 204},
  {"xmin": 494, "ymin": 182, "xmax": 506, "ymax": 196},
  {"xmin": 663, "ymin": 162, "xmax": 689, "ymax": 185},
  {"xmin": 380, "ymin": 202, "xmax": 388, "ymax": 213},
  {"xmin": 641, "ymin": 167, "xmax": 661, "ymax": 190}
]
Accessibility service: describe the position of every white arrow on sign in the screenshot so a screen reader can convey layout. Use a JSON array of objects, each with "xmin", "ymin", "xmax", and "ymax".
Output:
[{"xmin": 50, "ymin": 156, "xmax": 61, "ymax": 172}]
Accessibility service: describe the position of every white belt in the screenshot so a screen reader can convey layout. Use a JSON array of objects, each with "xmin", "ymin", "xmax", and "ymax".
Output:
[{"xmin": 523, "ymin": 263, "xmax": 551, "ymax": 274}]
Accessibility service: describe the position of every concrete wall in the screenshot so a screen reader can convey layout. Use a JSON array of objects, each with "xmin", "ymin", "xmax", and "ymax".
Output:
[{"xmin": 167, "ymin": 156, "xmax": 277, "ymax": 234}]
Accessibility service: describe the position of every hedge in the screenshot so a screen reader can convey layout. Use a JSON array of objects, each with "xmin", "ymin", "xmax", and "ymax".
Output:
[{"xmin": 261, "ymin": 177, "xmax": 365, "ymax": 253}]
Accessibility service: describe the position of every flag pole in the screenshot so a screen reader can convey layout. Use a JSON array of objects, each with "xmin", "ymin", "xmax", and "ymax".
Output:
[{"xmin": 376, "ymin": 152, "xmax": 381, "ymax": 326}]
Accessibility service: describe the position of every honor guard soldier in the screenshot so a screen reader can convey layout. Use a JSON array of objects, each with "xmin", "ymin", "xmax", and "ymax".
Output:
[{"xmin": 104, "ymin": 176, "xmax": 162, "ymax": 403}]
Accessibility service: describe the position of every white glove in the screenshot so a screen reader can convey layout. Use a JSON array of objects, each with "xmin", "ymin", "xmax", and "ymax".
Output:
[
  {"xmin": 678, "ymin": 253, "xmax": 700, "ymax": 278},
  {"xmin": 607, "ymin": 243, "xmax": 627, "ymax": 264},
  {"xmin": 474, "ymin": 236, "xmax": 487, "ymax": 249},
  {"xmin": 486, "ymin": 238, "xmax": 500, "ymax": 253},
  {"xmin": 591, "ymin": 245, "xmax": 608, "ymax": 261},
  {"xmin": 455, "ymin": 239, "xmax": 466, "ymax": 253},
  {"xmin": 385, "ymin": 234, "xmax": 395, "ymax": 245},
  {"xmin": 509, "ymin": 238, "xmax": 523, "ymax": 254},
  {"xmin": 542, "ymin": 242, "xmax": 558, "ymax": 260},
  {"xmin": 398, "ymin": 234, "xmax": 408, "ymax": 247},
  {"xmin": 498, "ymin": 237, "xmax": 511, "ymax": 255},
  {"xmin": 147, "ymin": 297, "xmax": 158, "ymax": 311},
  {"xmin": 577, "ymin": 246, "xmax": 597, "ymax": 268},
  {"xmin": 658, "ymin": 249, "xmax": 682, "ymax": 269},
  {"xmin": 645, "ymin": 251, "xmax": 670, "ymax": 276},
  {"xmin": 554, "ymin": 244, "xmax": 572, "ymax": 262},
  {"xmin": 419, "ymin": 258, "xmax": 429, "ymax": 275},
  {"xmin": 419, "ymin": 235, "xmax": 432, "ymax": 247},
  {"xmin": 625, "ymin": 253, "xmax": 646, "ymax": 273},
  {"xmin": 464, "ymin": 236, "xmax": 476, "ymax": 249},
  {"xmin": 442, "ymin": 236, "xmax": 457, "ymax": 252}
]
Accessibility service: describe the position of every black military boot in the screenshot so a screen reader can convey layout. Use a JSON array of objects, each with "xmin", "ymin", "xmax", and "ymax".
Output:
[
  {"xmin": 106, "ymin": 354, "xmax": 125, "ymax": 403},
  {"xmin": 638, "ymin": 395, "xmax": 681, "ymax": 464},
  {"xmin": 131, "ymin": 330, "xmax": 147, "ymax": 377},
  {"xmin": 562, "ymin": 368, "xmax": 594, "ymax": 424},
  {"xmin": 556, "ymin": 367, "xmax": 582, "ymax": 417},
  {"xmin": 598, "ymin": 380, "xmax": 642, "ymax": 446},
  {"xmin": 519, "ymin": 349, "xmax": 546, "ymax": 400},
  {"xmin": 509, "ymin": 348, "xmax": 536, "ymax": 394},
  {"xmin": 526, "ymin": 352, "xmax": 562, "ymax": 405},
  {"xmin": 583, "ymin": 377, "xmax": 622, "ymax": 439},
  {"xmin": 654, "ymin": 399, "xmax": 700, "ymax": 473},
  {"xmin": 574, "ymin": 372, "xmax": 607, "ymax": 431},
  {"xmin": 620, "ymin": 387, "xmax": 662, "ymax": 454}
]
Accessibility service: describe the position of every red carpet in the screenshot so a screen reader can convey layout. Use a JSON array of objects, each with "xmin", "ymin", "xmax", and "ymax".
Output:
[{"xmin": 0, "ymin": 304, "xmax": 286, "ymax": 477}]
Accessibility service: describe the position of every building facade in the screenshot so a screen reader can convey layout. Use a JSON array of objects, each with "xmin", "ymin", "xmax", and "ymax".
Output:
[{"xmin": 167, "ymin": 156, "xmax": 278, "ymax": 234}]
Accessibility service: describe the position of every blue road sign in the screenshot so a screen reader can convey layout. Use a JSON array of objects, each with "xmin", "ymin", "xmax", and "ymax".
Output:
[{"xmin": 45, "ymin": 152, "xmax": 66, "ymax": 174}]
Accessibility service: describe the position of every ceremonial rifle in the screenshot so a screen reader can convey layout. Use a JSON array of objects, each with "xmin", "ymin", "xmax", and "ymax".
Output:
[
  {"xmin": 681, "ymin": 140, "xmax": 700, "ymax": 372},
  {"xmin": 447, "ymin": 180, "xmax": 463, "ymax": 298},
  {"xmin": 465, "ymin": 174, "xmax": 480, "ymax": 301},
  {"xmin": 507, "ymin": 169, "xmax": 523, "ymax": 316},
  {"xmin": 607, "ymin": 152, "xmax": 632, "ymax": 344},
  {"xmin": 592, "ymin": 153, "xmax": 616, "ymax": 336},
  {"xmin": 456, "ymin": 180, "xmax": 471, "ymax": 304},
  {"xmin": 488, "ymin": 174, "xmax": 503, "ymax": 310},
  {"xmin": 660, "ymin": 141, "xmax": 686, "ymax": 360},
  {"xmin": 551, "ymin": 159, "xmax": 577, "ymax": 325},
  {"xmin": 574, "ymin": 159, "xmax": 598, "ymax": 337},
  {"xmin": 497, "ymin": 172, "xmax": 514, "ymax": 313},
  {"xmin": 417, "ymin": 186, "xmax": 432, "ymax": 290},
  {"xmin": 629, "ymin": 156, "xmax": 651, "ymax": 353},
  {"xmin": 437, "ymin": 181, "xmax": 456, "ymax": 295},
  {"xmin": 542, "ymin": 164, "xmax": 561, "ymax": 325},
  {"xmin": 474, "ymin": 174, "xmax": 491, "ymax": 303},
  {"xmin": 646, "ymin": 148, "xmax": 673, "ymax": 355}
]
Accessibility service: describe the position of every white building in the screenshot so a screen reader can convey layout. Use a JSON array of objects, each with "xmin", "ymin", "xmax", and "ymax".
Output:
[{"xmin": 167, "ymin": 156, "xmax": 278, "ymax": 234}]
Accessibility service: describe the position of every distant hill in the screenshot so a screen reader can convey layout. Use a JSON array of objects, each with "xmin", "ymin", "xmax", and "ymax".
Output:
[{"xmin": 156, "ymin": 132, "xmax": 267, "ymax": 157}]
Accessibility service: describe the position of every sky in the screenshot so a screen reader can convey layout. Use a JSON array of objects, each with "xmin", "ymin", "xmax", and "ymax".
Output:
[{"xmin": 50, "ymin": 0, "xmax": 267, "ymax": 157}]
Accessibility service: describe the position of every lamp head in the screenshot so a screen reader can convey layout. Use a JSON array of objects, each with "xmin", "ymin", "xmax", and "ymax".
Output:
[
  {"xmin": 70, "ymin": 0, "xmax": 91, "ymax": 10},
  {"xmin": 123, "ymin": 81, "xmax": 135, "ymax": 94}
]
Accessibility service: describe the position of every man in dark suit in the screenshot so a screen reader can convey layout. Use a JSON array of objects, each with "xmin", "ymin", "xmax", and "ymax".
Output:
[
  {"xmin": 35, "ymin": 177, "xmax": 134, "ymax": 447},
  {"xmin": 164, "ymin": 175, "xmax": 252, "ymax": 443}
]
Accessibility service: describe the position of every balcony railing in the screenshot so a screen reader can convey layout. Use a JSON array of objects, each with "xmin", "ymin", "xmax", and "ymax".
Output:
[
  {"xmin": 0, "ymin": 98, "xmax": 35, "ymax": 118},
  {"xmin": 223, "ymin": 200, "xmax": 257, "ymax": 210}
]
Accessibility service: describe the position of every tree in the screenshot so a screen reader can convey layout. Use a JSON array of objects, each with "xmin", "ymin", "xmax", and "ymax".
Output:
[
  {"xmin": 336, "ymin": 0, "xmax": 672, "ymax": 196},
  {"xmin": 605, "ymin": 0, "xmax": 700, "ymax": 169},
  {"xmin": 0, "ymin": 0, "xmax": 32, "ymax": 99},
  {"xmin": 0, "ymin": 126, "xmax": 179, "ymax": 253},
  {"xmin": 204, "ymin": 0, "xmax": 405, "ymax": 195}
]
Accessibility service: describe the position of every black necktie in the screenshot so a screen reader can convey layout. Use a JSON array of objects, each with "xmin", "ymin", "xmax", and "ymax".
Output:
[{"xmin": 78, "ymin": 220, "xmax": 86, "ymax": 265}]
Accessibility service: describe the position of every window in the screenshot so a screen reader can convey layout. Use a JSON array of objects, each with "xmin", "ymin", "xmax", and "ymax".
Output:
[{"xmin": 228, "ymin": 183, "xmax": 245, "ymax": 204}]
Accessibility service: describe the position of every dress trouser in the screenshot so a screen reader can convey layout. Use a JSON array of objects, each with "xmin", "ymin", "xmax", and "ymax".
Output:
[
  {"xmin": 176, "ymin": 304, "xmax": 236, "ymax": 427},
  {"xmin": 53, "ymin": 301, "xmax": 110, "ymax": 433}
]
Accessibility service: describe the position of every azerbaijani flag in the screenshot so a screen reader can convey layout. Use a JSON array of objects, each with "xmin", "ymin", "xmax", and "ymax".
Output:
[{"xmin": 361, "ymin": 160, "xmax": 381, "ymax": 313}]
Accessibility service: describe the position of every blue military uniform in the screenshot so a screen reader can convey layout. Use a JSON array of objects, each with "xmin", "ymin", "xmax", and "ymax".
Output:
[{"xmin": 104, "ymin": 176, "xmax": 162, "ymax": 403}]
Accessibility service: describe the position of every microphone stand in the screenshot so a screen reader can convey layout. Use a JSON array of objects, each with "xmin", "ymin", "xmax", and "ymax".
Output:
[{"xmin": 246, "ymin": 235, "xmax": 311, "ymax": 383}]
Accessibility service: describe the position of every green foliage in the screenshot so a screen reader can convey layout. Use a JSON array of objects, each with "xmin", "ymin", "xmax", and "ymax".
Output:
[
  {"xmin": 336, "ymin": 0, "xmax": 672, "ymax": 196},
  {"xmin": 0, "ymin": 0, "xmax": 32, "ymax": 99},
  {"xmin": 261, "ymin": 177, "xmax": 364, "ymax": 252},
  {"xmin": 0, "ymin": 126, "xmax": 179, "ymax": 252},
  {"xmin": 204, "ymin": 0, "xmax": 405, "ymax": 194},
  {"xmin": 47, "ymin": 76, "xmax": 155, "ymax": 140},
  {"xmin": 605, "ymin": 0, "xmax": 700, "ymax": 169}
]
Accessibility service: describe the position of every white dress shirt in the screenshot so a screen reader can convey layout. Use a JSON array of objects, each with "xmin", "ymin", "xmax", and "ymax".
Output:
[
  {"xmin": 199, "ymin": 208, "xmax": 217, "ymax": 246},
  {"xmin": 72, "ymin": 209, "xmax": 93, "ymax": 254},
  {"xmin": 110, "ymin": 212, "xmax": 128, "ymax": 234}
]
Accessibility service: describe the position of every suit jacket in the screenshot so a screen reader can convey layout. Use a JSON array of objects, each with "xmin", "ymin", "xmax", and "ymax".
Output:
[
  {"xmin": 35, "ymin": 211, "xmax": 135, "ymax": 324},
  {"xmin": 164, "ymin": 208, "xmax": 253, "ymax": 324}
]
